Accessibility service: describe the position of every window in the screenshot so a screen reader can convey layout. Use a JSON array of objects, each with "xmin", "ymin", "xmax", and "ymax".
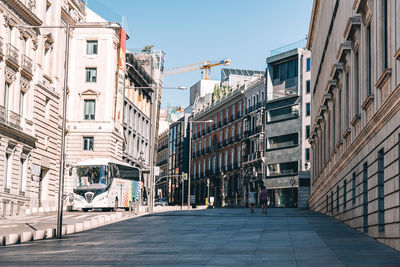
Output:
[
  {"xmin": 378, "ymin": 149, "xmax": 385, "ymax": 232},
  {"xmin": 268, "ymin": 133, "xmax": 298, "ymax": 150},
  {"xmin": 306, "ymin": 125, "xmax": 310, "ymax": 139},
  {"xmin": 238, "ymin": 123, "xmax": 241, "ymax": 138},
  {"xmin": 352, "ymin": 172, "xmax": 356, "ymax": 204},
  {"xmin": 232, "ymin": 105, "xmax": 235, "ymax": 120},
  {"xmin": 224, "ymin": 151, "xmax": 228, "ymax": 171},
  {"xmin": 355, "ymin": 50, "xmax": 360, "ymax": 114},
  {"xmin": 306, "ymin": 103, "xmax": 310, "ymax": 116},
  {"xmin": 306, "ymin": 58, "xmax": 311, "ymax": 72},
  {"xmin": 345, "ymin": 71, "xmax": 350, "ymax": 129},
  {"xmin": 336, "ymin": 186, "xmax": 339, "ymax": 212},
  {"xmin": 382, "ymin": 0, "xmax": 388, "ymax": 70},
  {"xmin": 305, "ymin": 148, "xmax": 310, "ymax": 161},
  {"xmin": 343, "ymin": 179, "xmax": 347, "ymax": 210},
  {"xmin": 19, "ymin": 91, "xmax": 25, "ymax": 117},
  {"xmin": 218, "ymin": 153, "xmax": 222, "ymax": 170},
  {"xmin": 84, "ymin": 100, "xmax": 95, "ymax": 120},
  {"xmin": 363, "ymin": 162, "xmax": 369, "ymax": 233},
  {"xmin": 5, "ymin": 153, "xmax": 12, "ymax": 189},
  {"xmin": 20, "ymin": 158, "xmax": 27, "ymax": 192},
  {"xmin": 238, "ymin": 102, "xmax": 242, "ymax": 116},
  {"xmin": 86, "ymin": 68, "xmax": 97, "ymax": 82},
  {"xmin": 231, "ymin": 149, "xmax": 234, "ymax": 167},
  {"xmin": 83, "ymin": 137, "xmax": 94, "ymax": 151},
  {"xmin": 86, "ymin": 40, "xmax": 98, "ymax": 55},
  {"xmin": 3, "ymin": 82, "xmax": 10, "ymax": 108},
  {"xmin": 237, "ymin": 147, "xmax": 241, "ymax": 167},
  {"xmin": 45, "ymin": 98, "xmax": 51, "ymax": 119},
  {"xmin": 366, "ymin": 24, "xmax": 372, "ymax": 96},
  {"xmin": 306, "ymin": 80, "xmax": 311, "ymax": 94}
]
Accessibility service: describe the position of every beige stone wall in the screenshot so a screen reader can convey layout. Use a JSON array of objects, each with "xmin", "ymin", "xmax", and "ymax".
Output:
[{"xmin": 308, "ymin": 0, "xmax": 400, "ymax": 250}]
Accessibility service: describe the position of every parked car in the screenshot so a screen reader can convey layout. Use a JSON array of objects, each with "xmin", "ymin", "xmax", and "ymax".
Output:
[{"xmin": 154, "ymin": 198, "xmax": 168, "ymax": 206}]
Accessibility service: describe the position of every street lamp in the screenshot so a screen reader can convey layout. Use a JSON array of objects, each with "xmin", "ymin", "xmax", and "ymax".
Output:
[{"xmin": 17, "ymin": 22, "xmax": 121, "ymax": 239}]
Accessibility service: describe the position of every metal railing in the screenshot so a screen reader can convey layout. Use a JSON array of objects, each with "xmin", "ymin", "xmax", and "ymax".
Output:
[
  {"xmin": 0, "ymin": 106, "xmax": 22, "ymax": 130},
  {"xmin": 270, "ymin": 39, "xmax": 307, "ymax": 56},
  {"xmin": 21, "ymin": 54, "xmax": 33, "ymax": 74},
  {"xmin": 7, "ymin": 43, "xmax": 19, "ymax": 65}
]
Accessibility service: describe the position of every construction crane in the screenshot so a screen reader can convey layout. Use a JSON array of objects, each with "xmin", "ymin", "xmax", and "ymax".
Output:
[{"xmin": 164, "ymin": 59, "xmax": 231, "ymax": 80}]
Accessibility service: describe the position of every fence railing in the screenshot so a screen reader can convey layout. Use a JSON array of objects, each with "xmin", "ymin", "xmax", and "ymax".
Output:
[{"xmin": 7, "ymin": 43, "xmax": 19, "ymax": 65}]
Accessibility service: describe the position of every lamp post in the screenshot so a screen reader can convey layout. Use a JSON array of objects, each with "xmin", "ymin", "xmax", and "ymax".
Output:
[
  {"xmin": 179, "ymin": 119, "xmax": 213, "ymax": 208},
  {"xmin": 17, "ymin": 22, "xmax": 121, "ymax": 239}
]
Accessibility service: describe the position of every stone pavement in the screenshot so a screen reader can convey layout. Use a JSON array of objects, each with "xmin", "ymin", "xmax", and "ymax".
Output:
[{"xmin": 0, "ymin": 208, "xmax": 399, "ymax": 266}]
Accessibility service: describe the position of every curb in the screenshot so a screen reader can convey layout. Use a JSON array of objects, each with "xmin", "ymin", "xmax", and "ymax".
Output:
[{"xmin": 0, "ymin": 211, "xmax": 147, "ymax": 246}]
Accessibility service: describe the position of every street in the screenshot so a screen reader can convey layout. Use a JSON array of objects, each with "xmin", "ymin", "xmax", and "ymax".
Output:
[{"xmin": 1, "ymin": 208, "xmax": 400, "ymax": 266}]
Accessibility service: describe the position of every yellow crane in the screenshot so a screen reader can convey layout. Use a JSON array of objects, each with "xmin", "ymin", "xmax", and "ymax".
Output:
[{"xmin": 164, "ymin": 59, "xmax": 231, "ymax": 80}]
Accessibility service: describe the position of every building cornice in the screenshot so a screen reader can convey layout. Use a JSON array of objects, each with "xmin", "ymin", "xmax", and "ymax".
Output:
[
  {"xmin": 2, "ymin": 0, "xmax": 42, "ymax": 26},
  {"xmin": 306, "ymin": 0, "xmax": 320, "ymax": 51}
]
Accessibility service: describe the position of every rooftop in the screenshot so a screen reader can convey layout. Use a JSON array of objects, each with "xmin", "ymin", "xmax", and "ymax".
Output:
[{"xmin": 270, "ymin": 39, "xmax": 307, "ymax": 56}]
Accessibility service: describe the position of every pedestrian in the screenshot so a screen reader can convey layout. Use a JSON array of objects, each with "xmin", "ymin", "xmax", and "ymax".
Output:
[
  {"xmin": 260, "ymin": 186, "xmax": 269, "ymax": 214},
  {"xmin": 248, "ymin": 185, "xmax": 257, "ymax": 214}
]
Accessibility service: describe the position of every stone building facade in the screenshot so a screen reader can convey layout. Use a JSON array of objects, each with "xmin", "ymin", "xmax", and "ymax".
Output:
[
  {"xmin": 0, "ymin": 0, "xmax": 86, "ymax": 217},
  {"xmin": 192, "ymin": 86, "xmax": 244, "ymax": 207},
  {"xmin": 242, "ymin": 77, "xmax": 266, "ymax": 206},
  {"xmin": 155, "ymin": 129, "xmax": 168, "ymax": 199},
  {"xmin": 64, "ymin": 9, "xmax": 122, "ymax": 193},
  {"xmin": 307, "ymin": 0, "xmax": 400, "ymax": 250}
]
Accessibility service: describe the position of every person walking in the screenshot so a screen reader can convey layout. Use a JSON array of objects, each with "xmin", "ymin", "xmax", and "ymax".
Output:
[
  {"xmin": 260, "ymin": 186, "xmax": 269, "ymax": 214},
  {"xmin": 248, "ymin": 185, "xmax": 257, "ymax": 214}
]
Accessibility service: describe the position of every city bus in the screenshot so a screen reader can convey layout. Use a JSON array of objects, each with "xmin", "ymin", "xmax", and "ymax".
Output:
[{"xmin": 68, "ymin": 158, "xmax": 140, "ymax": 211}]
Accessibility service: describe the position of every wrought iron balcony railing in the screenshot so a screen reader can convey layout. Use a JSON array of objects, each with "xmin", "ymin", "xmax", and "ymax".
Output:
[
  {"xmin": 21, "ymin": 55, "xmax": 33, "ymax": 74},
  {"xmin": 6, "ymin": 43, "xmax": 19, "ymax": 65}
]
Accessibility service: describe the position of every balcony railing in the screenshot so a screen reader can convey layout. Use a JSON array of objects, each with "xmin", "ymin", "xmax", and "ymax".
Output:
[
  {"xmin": 0, "ymin": 106, "xmax": 22, "ymax": 130},
  {"xmin": 230, "ymin": 115, "xmax": 234, "ymax": 122},
  {"xmin": 268, "ymin": 169, "xmax": 298, "ymax": 177},
  {"xmin": 21, "ymin": 55, "xmax": 33, "ymax": 74},
  {"xmin": 224, "ymin": 118, "xmax": 228, "ymax": 125},
  {"xmin": 229, "ymin": 137, "xmax": 234, "ymax": 144},
  {"xmin": 236, "ymin": 111, "xmax": 241, "ymax": 118},
  {"xmin": 6, "ymin": 43, "xmax": 19, "ymax": 65},
  {"xmin": 213, "ymin": 124, "xmax": 217, "ymax": 130}
]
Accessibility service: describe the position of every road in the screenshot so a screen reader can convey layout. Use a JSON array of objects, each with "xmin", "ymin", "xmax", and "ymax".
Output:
[{"xmin": 1, "ymin": 208, "xmax": 400, "ymax": 266}]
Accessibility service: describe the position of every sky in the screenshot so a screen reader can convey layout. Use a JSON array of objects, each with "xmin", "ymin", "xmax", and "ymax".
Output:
[{"xmin": 87, "ymin": 0, "xmax": 313, "ymax": 109}]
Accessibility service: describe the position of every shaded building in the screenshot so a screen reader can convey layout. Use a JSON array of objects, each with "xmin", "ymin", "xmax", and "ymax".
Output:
[{"xmin": 307, "ymin": 0, "xmax": 400, "ymax": 250}]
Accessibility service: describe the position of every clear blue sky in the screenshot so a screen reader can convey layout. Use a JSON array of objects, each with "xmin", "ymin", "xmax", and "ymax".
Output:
[{"xmin": 87, "ymin": 0, "xmax": 313, "ymax": 108}]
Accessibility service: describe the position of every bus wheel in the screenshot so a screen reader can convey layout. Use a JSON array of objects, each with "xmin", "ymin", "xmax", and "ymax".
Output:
[{"xmin": 82, "ymin": 208, "xmax": 89, "ymax": 212}]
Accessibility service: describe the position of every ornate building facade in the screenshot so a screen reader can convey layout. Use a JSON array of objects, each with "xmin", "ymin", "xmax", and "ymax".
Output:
[
  {"xmin": 0, "ymin": 0, "xmax": 86, "ymax": 217},
  {"xmin": 307, "ymin": 0, "xmax": 400, "ymax": 250}
]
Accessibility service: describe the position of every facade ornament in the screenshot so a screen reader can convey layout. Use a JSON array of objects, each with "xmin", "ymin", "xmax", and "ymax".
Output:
[
  {"xmin": 32, "ymin": 37, "xmax": 38, "ymax": 51},
  {"xmin": 5, "ymin": 67, "xmax": 16, "ymax": 83},
  {"xmin": 62, "ymin": 0, "xmax": 69, "ymax": 11},
  {"xmin": 3, "ymin": 13, "xmax": 10, "ymax": 27},
  {"xmin": 20, "ymin": 77, "xmax": 30, "ymax": 92},
  {"xmin": 28, "ymin": 0, "xmax": 36, "ymax": 11}
]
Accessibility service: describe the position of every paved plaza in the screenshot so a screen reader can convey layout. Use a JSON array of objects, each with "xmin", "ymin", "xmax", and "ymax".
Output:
[{"xmin": 1, "ymin": 208, "xmax": 400, "ymax": 266}]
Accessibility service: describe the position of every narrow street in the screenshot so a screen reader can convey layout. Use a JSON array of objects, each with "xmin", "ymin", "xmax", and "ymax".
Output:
[{"xmin": 1, "ymin": 208, "xmax": 399, "ymax": 266}]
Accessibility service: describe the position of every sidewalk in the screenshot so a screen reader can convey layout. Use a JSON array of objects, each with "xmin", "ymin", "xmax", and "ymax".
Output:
[{"xmin": 0, "ymin": 205, "xmax": 207, "ymax": 246}]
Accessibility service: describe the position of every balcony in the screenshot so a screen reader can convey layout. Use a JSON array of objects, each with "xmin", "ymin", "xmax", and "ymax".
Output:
[
  {"xmin": 219, "ymin": 121, "xmax": 222, "ymax": 127},
  {"xmin": 202, "ymin": 129, "xmax": 206, "ymax": 135},
  {"xmin": 236, "ymin": 134, "xmax": 240, "ymax": 141},
  {"xmin": 224, "ymin": 118, "xmax": 228, "ymax": 125},
  {"xmin": 0, "ymin": 106, "xmax": 22, "ymax": 130},
  {"xmin": 230, "ymin": 115, "xmax": 234, "ymax": 122},
  {"xmin": 21, "ymin": 54, "xmax": 33, "ymax": 76},
  {"xmin": 236, "ymin": 112, "xmax": 241, "ymax": 118},
  {"xmin": 6, "ymin": 43, "xmax": 19, "ymax": 67},
  {"xmin": 229, "ymin": 137, "xmax": 234, "ymax": 144},
  {"xmin": 213, "ymin": 124, "xmax": 217, "ymax": 130},
  {"xmin": 224, "ymin": 139, "xmax": 228, "ymax": 146}
]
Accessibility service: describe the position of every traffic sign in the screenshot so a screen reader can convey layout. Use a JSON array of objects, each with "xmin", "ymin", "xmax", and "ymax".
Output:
[
  {"xmin": 290, "ymin": 179, "xmax": 296, "ymax": 185},
  {"xmin": 30, "ymin": 164, "xmax": 41, "ymax": 176}
]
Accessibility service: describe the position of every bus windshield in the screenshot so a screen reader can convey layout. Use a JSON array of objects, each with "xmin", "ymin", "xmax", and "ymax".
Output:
[{"xmin": 76, "ymin": 165, "xmax": 108, "ymax": 189}]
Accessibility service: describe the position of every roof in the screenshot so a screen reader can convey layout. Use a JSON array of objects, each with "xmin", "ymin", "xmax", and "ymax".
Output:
[{"xmin": 221, "ymin": 68, "xmax": 264, "ymax": 82}]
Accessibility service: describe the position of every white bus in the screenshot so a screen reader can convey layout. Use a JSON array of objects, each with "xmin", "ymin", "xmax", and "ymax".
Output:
[{"xmin": 68, "ymin": 158, "xmax": 140, "ymax": 212}]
